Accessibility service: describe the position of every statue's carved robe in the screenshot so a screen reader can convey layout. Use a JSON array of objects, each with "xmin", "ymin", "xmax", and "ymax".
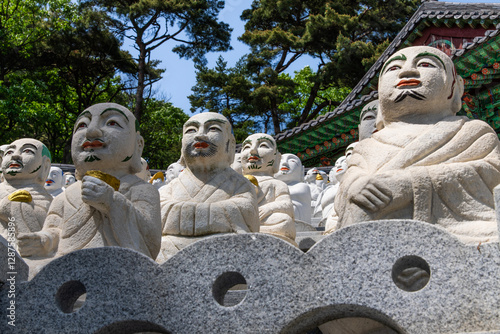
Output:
[
  {"xmin": 0, "ymin": 183, "xmax": 52, "ymax": 238},
  {"xmin": 42, "ymin": 174, "xmax": 161, "ymax": 259},
  {"xmin": 255, "ymin": 176, "xmax": 296, "ymax": 241},
  {"xmin": 160, "ymin": 167, "xmax": 259, "ymax": 235},
  {"xmin": 158, "ymin": 167, "xmax": 259, "ymax": 261},
  {"xmin": 335, "ymin": 116, "xmax": 500, "ymax": 244}
]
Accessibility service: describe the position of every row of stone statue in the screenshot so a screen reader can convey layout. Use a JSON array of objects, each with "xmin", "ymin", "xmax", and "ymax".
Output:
[{"xmin": 1, "ymin": 46, "xmax": 499, "ymax": 275}]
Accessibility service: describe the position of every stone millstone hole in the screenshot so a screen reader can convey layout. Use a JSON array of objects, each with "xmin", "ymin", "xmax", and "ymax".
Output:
[
  {"xmin": 212, "ymin": 271, "xmax": 248, "ymax": 307},
  {"xmin": 392, "ymin": 255, "xmax": 431, "ymax": 292},
  {"xmin": 55, "ymin": 280, "xmax": 87, "ymax": 313}
]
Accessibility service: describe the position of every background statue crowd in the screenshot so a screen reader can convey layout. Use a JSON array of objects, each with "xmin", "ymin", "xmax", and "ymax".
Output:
[{"xmin": 1, "ymin": 46, "xmax": 499, "ymax": 275}]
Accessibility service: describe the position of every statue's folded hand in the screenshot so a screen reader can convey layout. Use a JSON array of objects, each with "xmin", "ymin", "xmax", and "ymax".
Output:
[
  {"xmin": 17, "ymin": 232, "xmax": 48, "ymax": 257},
  {"xmin": 349, "ymin": 173, "xmax": 394, "ymax": 212},
  {"xmin": 81, "ymin": 175, "xmax": 115, "ymax": 213}
]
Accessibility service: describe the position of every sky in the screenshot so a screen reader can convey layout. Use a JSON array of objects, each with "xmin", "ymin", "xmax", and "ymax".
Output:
[{"xmin": 126, "ymin": 0, "xmax": 500, "ymax": 116}]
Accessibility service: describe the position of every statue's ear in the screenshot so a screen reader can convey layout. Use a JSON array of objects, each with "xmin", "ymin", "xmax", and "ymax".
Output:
[
  {"xmin": 452, "ymin": 75, "xmax": 465, "ymax": 114},
  {"xmin": 273, "ymin": 151, "xmax": 281, "ymax": 174},
  {"xmin": 130, "ymin": 133, "xmax": 144, "ymax": 174},
  {"xmin": 39, "ymin": 157, "xmax": 51, "ymax": 184}
]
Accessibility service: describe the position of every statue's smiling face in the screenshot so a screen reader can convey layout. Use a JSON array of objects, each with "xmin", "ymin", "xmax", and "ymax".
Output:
[
  {"xmin": 181, "ymin": 112, "xmax": 231, "ymax": 169},
  {"xmin": 378, "ymin": 46, "xmax": 454, "ymax": 122},
  {"xmin": 72, "ymin": 106, "xmax": 136, "ymax": 166},
  {"xmin": 2, "ymin": 139, "xmax": 43, "ymax": 180},
  {"xmin": 241, "ymin": 134, "xmax": 277, "ymax": 174}
]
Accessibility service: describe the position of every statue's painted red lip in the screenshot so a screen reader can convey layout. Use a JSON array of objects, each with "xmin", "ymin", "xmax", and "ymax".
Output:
[
  {"xmin": 249, "ymin": 156, "xmax": 259, "ymax": 161},
  {"xmin": 281, "ymin": 167, "xmax": 289, "ymax": 170},
  {"xmin": 194, "ymin": 142, "xmax": 209, "ymax": 149},
  {"xmin": 46, "ymin": 180, "xmax": 54, "ymax": 184},
  {"xmin": 336, "ymin": 168, "xmax": 343, "ymax": 173},
  {"xmin": 82, "ymin": 140, "xmax": 104, "ymax": 149},
  {"xmin": 9, "ymin": 163, "xmax": 21, "ymax": 168},
  {"xmin": 397, "ymin": 79, "xmax": 421, "ymax": 87}
]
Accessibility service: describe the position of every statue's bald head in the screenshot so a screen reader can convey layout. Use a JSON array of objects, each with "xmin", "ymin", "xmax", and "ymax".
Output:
[
  {"xmin": 378, "ymin": 46, "xmax": 464, "ymax": 124},
  {"xmin": 180, "ymin": 112, "xmax": 235, "ymax": 170},
  {"xmin": 72, "ymin": 103, "xmax": 144, "ymax": 179}
]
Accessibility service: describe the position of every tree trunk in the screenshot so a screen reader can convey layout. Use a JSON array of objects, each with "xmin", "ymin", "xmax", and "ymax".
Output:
[
  {"xmin": 270, "ymin": 99, "xmax": 281, "ymax": 134},
  {"xmin": 135, "ymin": 39, "xmax": 147, "ymax": 123}
]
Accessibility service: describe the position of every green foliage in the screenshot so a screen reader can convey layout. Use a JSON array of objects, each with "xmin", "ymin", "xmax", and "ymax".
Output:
[
  {"xmin": 212, "ymin": 0, "xmax": 420, "ymax": 133},
  {"xmin": 189, "ymin": 56, "xmax": 262, "ymax": 142},
  {"xmin": 0, "ymin": 1, "xmax": 136, "ymax": 163},
  {"xmin": 140, "ymin": 100, "xmax": 189, "ymax": 169},
  {"xmin": 278, "ymin": 66, "xmax": 351, "ymax": 128},
  {"xmin": 81, "ymin": 0, "xmax": 232, "ymax": 121}
]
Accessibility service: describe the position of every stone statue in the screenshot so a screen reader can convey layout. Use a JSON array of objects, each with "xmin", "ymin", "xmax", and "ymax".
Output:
[
  {"xmin": 275, "ymin": 153, "xmax": 312, "ymax": 224},
  {"xmin": 136, "ymin": 157, "xmax": 151, "ymax": 182},
  {"xmin": 335, "ymin": 46, "xmax": 500, "ymax": 244},
  {"xmin": 158, "ymin": 112, "xmax": 259, "ymax": 261},
  {"xmin": 149, "ymin": 171, "xmax": 165, "ymax": 189},
  {"xmin": 45, "ymin": 166, "xmax": 65, "ymax": 197},
  {"xmin": 0, "ymin": 138, "xmax": 52, "ymax": 240},
  {"xmin": 17, "ymin": 103, "xmax": 162, "ymax": 260},
  {"xmin": 315, "ymin": 155, "xmax": 348, "ymax": 225},
  {"xmin": 306, "ymin": 168, "xmax": 328, "ymax": 211},
  {"xmin": 358, "ymin": 100, "xmax": 380, "ymax": 141},
  {"xmin": 64, "ymin": 172, "xmax": 76, "ymax": 188},
  {"xmin": 241, "ymin": 133, "xmax": 296, "ymax": 243},
  {"xmin": 0, "ymin": 144, "xmax": 8, "ymax": 183},
  {"xmin": 231, "ymin": 152, "xmax": 243, "ymax": 175},
  {"xmin": 164, "ymin": 162, "xmax": 183, "ymax": 184}
]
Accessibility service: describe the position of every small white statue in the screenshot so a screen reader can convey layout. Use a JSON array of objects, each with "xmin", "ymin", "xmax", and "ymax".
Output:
[
  {"xmin": 159, "ymin": 112, "xmax": 259, "ymax": 261},
  {"xmin": 0, "ymin": 138, "xmax": 52, "ymax": 240},
  {"xmin": 165, "ymin": 162, "xmax": 183, "ymax": 184},
  {"xmin": 358, "ymin": 100, "xmax": 380, "ymax": 141},
  {"xmin": 64, "ymin": 172, "xmax": 76, "ymax": 188},
  {"xmin": 231, "ymin": 152, "xmax": 243, "ymax": 175},
  {"xmin": 241, "ymin": 133, "xmax": 296, "ymax": 243},
  {"xmin": 149, "ymin": 171, "xmax": 165, "ymax": 189},
  {"xmin": 275, "ymin": 153, "xmax": 312, "ymax": 224},
  {"xmin": 17, "ymin": 103, "xmax": 162, "ymax": 260},
  {"xmin": 0, "ymin": 144, "xmax": 8, "ymax": 183},
  {"xmin": 335, "ymin": 46, "xmax": 500, "ymax": 244},
  {"xmin": 307, "ymin": 168, "xmax": 328, "ymax": 210},
  {"xmin": 314, "ymin": 155, "xmax": 347, "ymax": 224},
  {"xmin": 45, "ymin": 166, "xmax": 65, "ymax": 197},
  {"xmin": 136, "ymin": 157, "xmax": 151, "ymax": 182}
]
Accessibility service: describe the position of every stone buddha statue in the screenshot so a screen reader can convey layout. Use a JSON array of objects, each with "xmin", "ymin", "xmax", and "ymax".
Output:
[
  {"xmin": 241, "ymin": 133, "xmax": 296, "ymax": 243},
  {"xmin": 275, "ymin": 153, "xmax": 312, "ymax": 224},
  {"xmin": 334, "ymin": 46, "xmax": 500, "ymax": 244},
  {"xmin": 64, "ymin": 172, "xmax": 76, "ymax": 188},
  {"xmin": 158, "ymin": 112, "xmax": 259, "ymax": 261},
  {"xmin": 136, "ymin": 157, "xmax": 151, "ymax": 182},
  {"xmin": 0, "ymin": 138, "xmax": 53, "ymax": 241},
  {"xmin": 165, "ymin": 162, "xmax": 183, "ymax": 184},
  {"xmin": 358, "ymin": 100, "xmax": 380, "ymax": 141},
  {"xmin": 17, "ymin": 103, "xmax": 162, "ymax": 260},
  {"xmin": 45, "ymin": 166, "xmax": 65, "ymax": 197}
]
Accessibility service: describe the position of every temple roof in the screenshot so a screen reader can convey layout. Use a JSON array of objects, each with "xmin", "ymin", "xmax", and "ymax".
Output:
[{"xmin": 276, "ymin": 1, "xmax": 500, "ymax": 167}]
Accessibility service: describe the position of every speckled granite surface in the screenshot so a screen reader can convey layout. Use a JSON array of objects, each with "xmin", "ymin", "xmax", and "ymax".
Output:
[{"xmin": 0, "ymin": 219, "xmax": 498, "ymax": 333}]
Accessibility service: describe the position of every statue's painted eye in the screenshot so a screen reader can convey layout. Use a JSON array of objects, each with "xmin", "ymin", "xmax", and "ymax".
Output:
[
  {"xmin": 5, "ymin": 150, "xmax": 13, "ymax": 155},
  {"xmin": 107, "ymin": 120, "xmax": 121, "ymax": 127},
  {"xmin": 418, "ymin": 62, "xmax": 434, "ymax": 68},
  {"xmin": 387, "ymin": 65, "xmax": 400, "ymax": 72},
  {"xmin": 22, "ymin": 149, "xmax": 35, "ymax": 155},
  {"xmin": 77, "ymin": 122, "xmax": 87, "ymax": 129},
  {"xmin": 185, "ymin": 128, "xmax": 196, "ymax": 134}
]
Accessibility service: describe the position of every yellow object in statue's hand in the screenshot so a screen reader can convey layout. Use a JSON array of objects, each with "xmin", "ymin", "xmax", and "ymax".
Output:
[
  {"xmin": 84, "ymin": 170, "xmax": 120, "ymax": 191},
  {"xmin": 316, "ymin": 173, "xmax": 323, "ymax": 181},
  {"xmin": 243, "ymin": 174, "xmax": 259, "ymax": 188},
  {"xmin": 8, "ymin": 190, "xmax": 33, "ymax": 202}
]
